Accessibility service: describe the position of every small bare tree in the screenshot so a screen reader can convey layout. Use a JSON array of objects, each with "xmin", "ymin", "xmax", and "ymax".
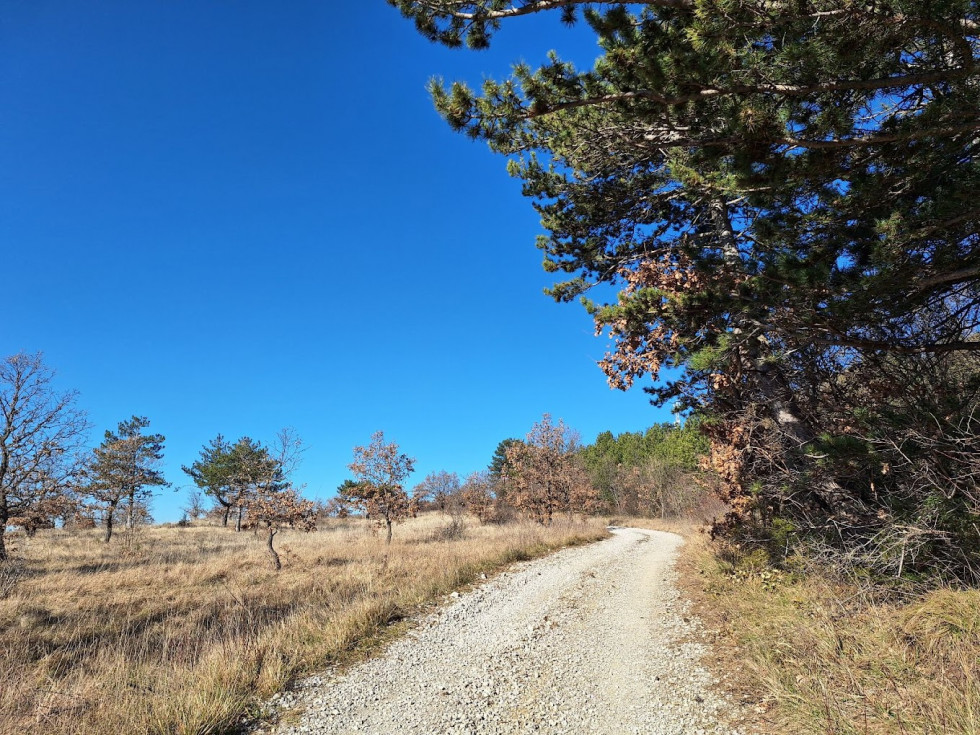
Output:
[
  {"xmin": 415, "ymin": 470, "xmax": 465, "ymax": 537},
  {"xmin": 245, "ymin": 487, "xmax": 316, "ymax": 570},
  {"xmin": 0, "ymin": 353, "xmax": 88, "ymax": 561},
  {"xmin": 242, "ymin": 428, "xmax": 316, "ymax": 570},
  {"xmin": 461, "ymin": 471, "xmax": 497, "ymax": 524},
  {"xmin": 347, "ymin": 431, "xmax": 416, "ymax": 544},
  {"xmin": 413, "ymin": 470, "xmax": 461, "ymax": 511},
  {"xmin": 182, "ymin": 489, "xmax": 206, "ymax": 522}
]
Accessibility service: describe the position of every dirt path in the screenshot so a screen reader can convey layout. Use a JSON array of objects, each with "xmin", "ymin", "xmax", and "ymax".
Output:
[{"xmin": 266, "ymin": 527, "xmax": 741, "ymax": 734}]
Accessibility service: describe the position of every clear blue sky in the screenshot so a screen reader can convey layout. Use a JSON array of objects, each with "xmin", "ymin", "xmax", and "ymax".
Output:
[{"xmin": 1, "ymin": 1, "xmax": 672, "ymax": 521}]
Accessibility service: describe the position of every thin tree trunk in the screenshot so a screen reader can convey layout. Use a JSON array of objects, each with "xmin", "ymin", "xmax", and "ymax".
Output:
[
  {"xmin": 104, "ymin": 505, "xmax": 116, "ymax": 543},
  {"xmin": 236, "ymin": 505, "xmax": 243, "ymax": 532},
  {"xmin": 385, "ymin": 517, "xmax": 392, "ymax": 545},
  {"xmin": 266, "ymin": 527, "xmax": 281, "ymax": 571},
  {"xmin": 222, "ymin": 504, "xmax": 230, "ymax": 527},
  {"xmin": 0, "ymin": 459, "xmax": 9, "ymax": 560}
]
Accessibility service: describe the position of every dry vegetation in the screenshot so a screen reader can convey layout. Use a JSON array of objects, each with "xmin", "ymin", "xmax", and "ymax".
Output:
[
  {"xmin": 0, "ymin": 514, "xmax": 607, "ymax": 735},
  {"xmin": 677, "ymin": 532, "xmax": 980, "ymax": 735}
]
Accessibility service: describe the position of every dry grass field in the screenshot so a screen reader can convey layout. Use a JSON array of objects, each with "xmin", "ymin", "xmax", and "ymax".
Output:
[
  {"xmin": 0, "ymin": 514, "xmax": 608, "ymax": 735},
  {"xmin": 678, "ymin": 533, "xmax": 980, "ymax": 735}
]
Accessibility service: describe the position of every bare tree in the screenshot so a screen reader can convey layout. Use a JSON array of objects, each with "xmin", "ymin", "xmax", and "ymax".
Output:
[
  {"xmin": 347, "ymin": 431, "xmax": 416, "ymax": 544},
  {"xmin": 182, "ymin": 489, "xmax": 206, "ymax": 522},
  {"xmin": 412, "ymin": 470, "xmax": 461, "ymax": 512},
  {"xmin": 0, "ymin": 353, "xmax": 87, "ymax": 561}
]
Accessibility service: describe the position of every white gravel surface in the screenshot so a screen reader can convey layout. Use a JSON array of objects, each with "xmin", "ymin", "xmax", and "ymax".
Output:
[{"xmin": 262, "ymin": 527, "xmax": 742, "ymax": 735}]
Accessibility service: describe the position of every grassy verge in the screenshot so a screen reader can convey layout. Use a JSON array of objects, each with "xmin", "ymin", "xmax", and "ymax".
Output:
[
  {"xmin": 676, "ymin": 532, "xmax": 980, "ymax": 734},
  {"xmin": 0, "ymin": 514, "xmax": 608, "ymax": 735}
]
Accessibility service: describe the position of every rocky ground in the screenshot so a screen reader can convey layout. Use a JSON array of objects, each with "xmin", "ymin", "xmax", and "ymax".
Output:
[{"xmin": 259, "ymin": 527, "xmax": 743, "ymax": 735}]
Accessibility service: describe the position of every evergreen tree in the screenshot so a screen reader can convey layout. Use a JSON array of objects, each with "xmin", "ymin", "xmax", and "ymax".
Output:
[
  {"xmin": 182, "ymin": 435, "xmax": 235, "ymax": 526},
  {"xmin": 487, "ymin": 438, "xmax": 521, "ymax": 479},
  {"xmin": 391, "ymin": 1, "xmax": 980, "ymax": 579},
  {"xmin": 86, "ymin": 416, "xmax": 166, "ymax": 543},
  {"xmin": 184, "ymin": 435, "xmax": 284, "ymax": 531}
]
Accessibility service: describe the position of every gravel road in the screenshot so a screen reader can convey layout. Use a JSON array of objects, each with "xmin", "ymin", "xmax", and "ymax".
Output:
[{"xmin": 265, "ymin": 527, "xmax": 741, "ymax": 735}]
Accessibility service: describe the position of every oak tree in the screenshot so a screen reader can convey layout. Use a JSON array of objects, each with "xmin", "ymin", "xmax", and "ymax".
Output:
[
  {"xmin": 244, "ymin": 487, "xmax": 317, "ymax": 570},
  {"xmin": 506, "ymin": 414, "xmax": 599, "ymax": 523},
  {"xmin": 460, "ymin": 470, "xmax": 498, "ymax": 524},
  {"xmin": 347, "ymin": 431, "xmax": 416, "ymax": 544},
  {"xmin": 413, "ymin": 470, "xmax": 462, "ymax": 512}
]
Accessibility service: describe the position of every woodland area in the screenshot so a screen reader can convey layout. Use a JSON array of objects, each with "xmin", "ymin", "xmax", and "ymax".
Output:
[{"xmin": 390, "ymin": 0, "xmax": 980, "ymax": 585}]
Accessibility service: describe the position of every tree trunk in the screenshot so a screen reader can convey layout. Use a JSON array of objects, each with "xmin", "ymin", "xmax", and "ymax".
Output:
[
  {"xmin": 266, "ymin": 527, "xmax": 281, "ymax": 571},
  {"xmin": 711, "ymin": 196, "xmax": 863, "ymax": 520},
  {"xmin": 222, "ymin": 504, "xmax": 230, "ymax": 527},
  {"xmin": 0, "ymin": 497, "xmax": 8, "ymax": 561},
  {"xmin": 236, "ymin": 505, "xmax": 244, "ymax": 532},
  {"xmin": 385, "ymin": 517, "xmax": 392, "ymax": 545},
  {"xmin": 126, "ymin": 491, "xmax": 134, "ymax": 529},
  {"xmin": 104, "ymin": 505, "xmax": 116, "ymax": 543}
]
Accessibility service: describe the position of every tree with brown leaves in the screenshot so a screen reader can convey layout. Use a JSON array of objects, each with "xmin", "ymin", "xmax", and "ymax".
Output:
[
  {"xmin": 240, "ymin": 429, "xmax": 316, "ymax": 570},
  {"xmin": 460, "ymin": 470, "xmax": 498, "ymax": 524},
  {"xmin": 244, "ymin": 487, "xmax": 316, "ymax": 571},
  {"xmin": 347, "ymin": 431, "xmax": 416, "ymax": 544},
  {"xmin": 506, "ymin": 415, "xmax": 599, "ymax": 524}
]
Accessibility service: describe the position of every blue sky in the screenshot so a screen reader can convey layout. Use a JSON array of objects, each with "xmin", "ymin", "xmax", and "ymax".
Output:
[{"xmin": 1, "ymin": 2, "xmax": 673, "ymax": 521}]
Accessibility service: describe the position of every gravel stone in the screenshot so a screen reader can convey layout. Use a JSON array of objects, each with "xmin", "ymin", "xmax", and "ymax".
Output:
[{"xmin": 261, "ymin": 528, "xmax": 742, "ymax": 735}]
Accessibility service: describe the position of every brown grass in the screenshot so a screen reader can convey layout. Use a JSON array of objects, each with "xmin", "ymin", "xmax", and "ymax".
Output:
[
  {"xmin": 0, "ymin": 514, "xmax": 608, "ymax": 735},
  {"xmin": 677, "ymin": 532, "xmax": 980, "ymax": 735}
]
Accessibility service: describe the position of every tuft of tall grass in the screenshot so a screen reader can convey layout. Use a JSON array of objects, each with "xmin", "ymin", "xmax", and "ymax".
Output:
[
  {"xmin": 0, "ymin": 514, "xmax": 607, "ymax": 735},
  {"xmin": 680, "ymin": 534, "xmax": 980, "ymax": 734}
]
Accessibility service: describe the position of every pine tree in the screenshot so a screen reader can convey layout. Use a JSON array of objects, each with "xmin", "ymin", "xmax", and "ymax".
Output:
[
  {"xmin": 391, "ymin": 0, "xmax": 980, "ymax": 578},
  {"xmin": 182, "ymin": 435, "xmax": 236, "ymax": 526},
  {"xmin": 86, "ymin": 416, "xmax": 166, "ymax": 543}
]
